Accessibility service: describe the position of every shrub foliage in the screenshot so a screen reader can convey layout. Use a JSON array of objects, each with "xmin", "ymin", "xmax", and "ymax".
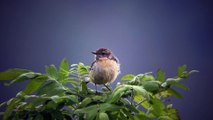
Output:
[{"xmin": 0, "ymin": 58, "xmax": 197, "ymax": 120}]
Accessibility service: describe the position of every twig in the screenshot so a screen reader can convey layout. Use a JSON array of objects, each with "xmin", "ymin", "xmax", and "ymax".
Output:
[{"xmin": 135, "ymin": 99, "xmax": 146, "ymax": 108}]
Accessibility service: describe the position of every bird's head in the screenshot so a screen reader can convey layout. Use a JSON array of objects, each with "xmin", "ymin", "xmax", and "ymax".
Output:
[{"xmin": 92, "ymin": 48, "xmax": 113, "ymax": 60}]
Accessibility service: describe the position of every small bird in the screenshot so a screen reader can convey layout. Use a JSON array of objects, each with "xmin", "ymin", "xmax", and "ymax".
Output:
[{"xmin": 90, "ymin": 48, "xmax": 120, "ymax": 92}]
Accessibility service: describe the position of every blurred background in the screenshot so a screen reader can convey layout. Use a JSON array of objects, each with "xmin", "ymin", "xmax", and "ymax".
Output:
[{"xmin": 0, "ymin": 1, "xmax": 212, "ymax": 119}]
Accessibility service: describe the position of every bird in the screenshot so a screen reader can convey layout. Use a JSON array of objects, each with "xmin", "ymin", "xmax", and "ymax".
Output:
[{"xmin": 90, "ymin": 48, "xmax": 120, "ymax": 92}]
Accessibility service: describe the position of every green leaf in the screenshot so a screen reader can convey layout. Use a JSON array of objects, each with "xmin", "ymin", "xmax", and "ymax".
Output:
[
  {"xmin": 85, "ymin": 112, "xmax": 97, "ymax": 120},
  {"xmin": 122, "ymin": 109, "xmax": 134, "ymax": 119},
  {"xmin": 45, "ymin": 64, "xmax": 58, "ymax": 80},
  {"xmin": 50, "ymin": 95, "xmax": 78, "ymax": 105},
  {"xmin": 100, "ymin": 103, "xmax": 123, "ymax": 112},
  {"xmin": 70, "ymin": 64, "xmax": 78, "ymax": 67},
  {"xmin": 173, "ymin": 83, "xmax": 188, "ymax": 90},
  {"xmin": 51, "ymin": 110, "xmax": 63, "ymax": 120},
  {"xmin": 4, "ymin": 98, "xmax": 20, "ymax": 120},
  {"xmin": 59, "ymin": 58, "xmax": 69, "ymax": 81},
  {"xmin": 74, "ymin": 104, "xmax": 97, "ymax": 120},
  {"xmin": 17, "ymin": 102, "xmax": 32, "ymax": 111},
  {"xmin": 75, "ymin": 103, "xmax": 122, "ymax": 114},
  {"xmin": 46, "ymin": 100, "xmax": 58, "ymax": 109},
  {"xmin": 134, "ymin": 113, "xmax": 149, "ymax": 120},
  {"xmin": 37, "ymin": 81, "xmax": 65, "ymax": 96},
  {"xmin": 150, "ymin": 98, "xmax": 165, "ymax": 116},
  {"xmin": 28, "ymin": 95, "xmax": 49, "ymax": 108},
  {"xmin": 98, "ymin": 112, "xmax": 109, "ymax": 120},
  {"xmin": 143, "ymin": 81, "xmax": 159, "ymax": 92},
  {"xmin": 108, "ymin": 85, "xmax": 129, "ymax": 103},
  {"xmin": 0, "ymin": 69, "xmax": 31, "ymax": 80},
  {"xmin": 121, "ymin": 74, "xmax": 135, "ymax": 81},
  {"xmin": 137, "ymin": 74, "xmax": 155, "ymax": 81},
  {"xmin": 166, "ymin": 78, "xmax": 181, "ymax": 84},
  {"xmin": 134, "ymin": 95, "xmax": 149, "ymax": 109},
  {"xmin": 160, "ymin": 90, "xmax": 172, "ymax": 98},
  {"xmin": 131, "ymin": 85, "xmax": 149, "ymax": 99},
  {"xmin": 62, "ymin": 110, "xmax": 72, "ymax": 119},
  {"xmin": 16, "ymin": 91, "xmax": 26, "ymax": 99},
  {"xmin": 125, "ymin": 104, "xmax": 139, "ymax": 113},
  {"xmin": 62, "ymin": 78, "xmax": 79, "ymax": 85},
  {"xmin": 50, "ymin": 95, "xmax": 63, "ymax": 103},
  {"xmin": 0, "ymin": 102, "xmax": 6, "ymax": 108},
  {"xmin": 142, "ymin": 101, "xmax": 151, "ymax": 110},
  {"xmin": 166, "ymin": 78, "xmax": 188, "ymax": 90},
  {"xmin": 189, "ymin": 70, "xmax": 199, "ymax": 75},
  {"xmin": 167, "ymin": 88, "xmax": 183, "ymax": 99},
  {"xmin": 178, "ymin": 65, "xmax": 187, "ymax": 77},
  {"xmin": 109, "ymin": 85, "xmax": 149, "ymax": 103},
  {"xmin": 179, "ymin": 69, "xmax": 198, "ymax": 79},
  {"xmin": 4, "ymin": 72, "xmax": 40, "ymax": 86},
  {"xmin": 80, "ymin": 81, "xmax": 88, "ymax": 94},
  {"xmin": 62, "ymin": 95, "xmax": 79, "ymax": 104},
  {"xmin": 166, "ymin": 108, "xmax": 180, "ymax": 120},
  {"xmin": 77, "ymin": 62, "xmax": 89, "ymax": 75},
  {"xmin": 162, "ymin": 78, "xmax": 181, "ymax": 88},
  {"xmin": 156, "ymin": 69, "xmax": 165, "ymax": 82},
  {"xmin": 119, "ymin": 111, "xmax": 128, "ymax": 120},
  {"xmin": 78, "ymin": 97, "xmax": 92, "ymax": 108},
  {"xmin": 34, "ymin": 114, "xmax": 44, "ymax": 120},
  {"xmin": 24, "ymin": 75, "xmax": 48, "ymax": 94},
  {"xmin": 93, "ymin": 95, "xmax": 107, "ymax": 102},
  {"xmin": 74, "ymin": 105, "xmax": 95, "ymax": 114}
]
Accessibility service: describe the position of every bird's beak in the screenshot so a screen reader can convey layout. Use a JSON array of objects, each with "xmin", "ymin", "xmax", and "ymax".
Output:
[{"xmin": 92, "ymin": 51, "xmax": 96, "ymax": 54}]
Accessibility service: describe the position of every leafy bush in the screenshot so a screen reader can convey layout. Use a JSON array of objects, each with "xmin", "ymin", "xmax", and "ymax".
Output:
[{"xmin": 0, "ymin": 58, "xmax": 197, "ymax": 120}]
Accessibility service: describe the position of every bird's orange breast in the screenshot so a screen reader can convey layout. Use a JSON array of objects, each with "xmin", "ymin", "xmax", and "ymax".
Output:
[{"xmin": 90, "ymin": 58, "xmax": 120, "ymax": 85}]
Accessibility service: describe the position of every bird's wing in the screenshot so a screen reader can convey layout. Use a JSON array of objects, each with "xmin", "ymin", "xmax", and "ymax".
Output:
[
  {"xmin": 111, "ymin": 55, "xmax": 119, "ymax": 63},
  {"xmin": 90, "ymin": 60, "xmax": 96, "ymax": 70}
]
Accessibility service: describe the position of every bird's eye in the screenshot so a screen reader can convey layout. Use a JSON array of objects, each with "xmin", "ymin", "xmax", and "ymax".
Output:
[{"xmin": 101, "ymin": 52, "xmax": 106, "ymax": 55}]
